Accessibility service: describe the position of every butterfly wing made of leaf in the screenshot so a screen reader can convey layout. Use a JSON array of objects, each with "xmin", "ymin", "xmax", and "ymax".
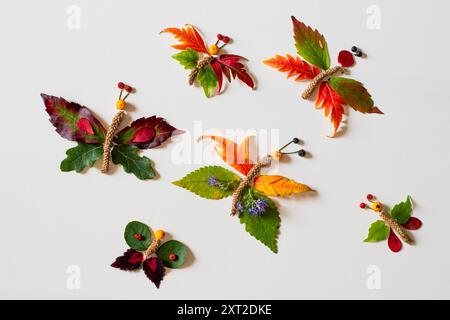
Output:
[
  {"xmin": 253, "ymin": 175, "xmax": 312, "ymax": 197},
  {"xmin": 41, "ymin": 94, "xmax": 106, "ymax": 143},
  {"xmin": 315, "ymin": 82, "xmax": 346, "ymax": 137},
  {"xmin": 116, "ymin": 116, "xmax": 184, "ymax": 149},
  {"xmin": 198, "ymin": 135, "xmax": 254, "ymax": 175},
  {"xmin": 111, "ymin": 249, "xmax": 144, "ymax": 271},
  {"xmin": 111, "ymin": 145, "xmax": 155, "ymax": 180},
  {"xmin": 60, "ymin": 143, "xmax": 103, "ymax": 173},
  {"xmin": 291, "ymin": 16, "xmax": 330, "ymax": 71},
  {"xmin": 216, "ymin": 55, "xmax": 255, "ymax": 89},
  {"xmin": 161, "ymin": 25, "xmax": 208, "ymax": 54},
  {"xmin": 364, "ymin": 220, "xmax": 390, "ymax": 242},
  {"xmin": 387, "ymin": 229, "xmax": 402, "ymax": 252},
  {"xmin": 263, "ymin": 54, "xmax": 319, "ymax": 81},
  {"xmin": 143, "ymin": 257, "xmax": 166, "ymax": 288},
  {"xmin": 390, "ymin": 196, "xmax": 413, "ymax": 224},
  {"xmin": 210, "ymin": 59, "xmax": 224, "ymax": 93}
]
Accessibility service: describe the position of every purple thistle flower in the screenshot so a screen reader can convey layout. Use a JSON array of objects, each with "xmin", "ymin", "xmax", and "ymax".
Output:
[
  {"xmin": 236, "ymin": 202, "xmax": 244, "ymax": 212},
  {"xmin": 207, "ymin": 176, "xmax": 218, "ymax": 186},
  {"xmin": 248, "ymin": 199, "xmax": 268, "ymax": 216}
]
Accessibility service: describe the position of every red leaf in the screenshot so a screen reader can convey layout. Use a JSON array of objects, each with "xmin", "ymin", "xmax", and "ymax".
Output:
[
  {"xmin": 143, "ymin": 257, "xmax": 166, "ymax": 288},
  {"xmin": 111, "ymin": 249, "xmax": 144, "ymax": 271},
  {"xmin": 402, "ymin": 217, "xmax": 423, "ymax": 230},
  {"xmin": 388, "ymin": 229, "xmax": 402, "ymax": 253},
  {"xmin": 338, "ymin": 50, "xmax": 355, "ymax": 68},
  {"xmin": 116, "ymin": 116, "xmax": 184, "ymax": 149},
  {"xmin": 210, "ymin": 59, "xmax": 223, "ymax": 93},
  {"xmin": 41, "ymin": 94, "xmax": 106, "ymax": 143},
  {"xmin": 217, "ymin": 55, "xmax": 255, "ymax": 89},
  {"xmin": 315, "ymin": 82, "xmax": 346, "ymax": 137},
  {"xmin": 263, "ymin": 54, "xmax": 319, "ymax": 80},
  {"xmin": 161, "ymin": 25, "xmax": 208, "ymax": 54},
  {"xmin": 76, "ymin": 118, "xmax": 94, "ymax": 135}
]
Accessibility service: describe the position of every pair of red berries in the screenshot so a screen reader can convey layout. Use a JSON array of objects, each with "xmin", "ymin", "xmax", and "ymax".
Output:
[
  {"xmin": 359, "ymin": 194, "xmax": 374, "ymax": 208},
  {"xmin": 118, "ymin": 82, "xmax": 133, "ymax": 93},
  {"xmin": 217, "ymin": 34, "xmax": 230, "ymax": 43}
]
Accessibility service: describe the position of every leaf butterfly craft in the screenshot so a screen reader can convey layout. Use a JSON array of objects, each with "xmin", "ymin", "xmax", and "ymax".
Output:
[
  {"xmin": 41, "ymin": 82, "xmax": 183, "ymax": 180},
  {"xmin": 264, "ymin": 16, "xmax": 383, "ymax": 137},
  {"xmin": 360, "ymin": 195, "xmax": 423, "ymax": 253},
  {"xmin": 161, "ymin": 24, "xmax": 255, "ymax": 97},
  {"xmin": 173, "ymin": 136, "xmax": 314, "ymax": 253},
  {"xmin": 111, "ymin": 221, "xmax": 188, "ymax": 288}
]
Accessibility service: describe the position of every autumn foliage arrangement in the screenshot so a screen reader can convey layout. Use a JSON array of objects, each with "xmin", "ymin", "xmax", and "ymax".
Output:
[
  {"xmin": 161, "ymin": 25, "xmax": 255, "ymax": 97},
  {"xmin": 360, "ymin": 195, "xmax": 423, "ymax": 253},
  {"xmin": 173, "ymin": 136, "xmax": 314, "ymax": 253},
  {"xmin": 264, "ymin": 16, "xmax": 383, "ymax": 137},
  {"xmin": 111, "ymin": 221, "xmax": 188, "ymax": 288},
  {"xmin": 41, "ymin": 82, "xmax": 183, "ymax": 180}
]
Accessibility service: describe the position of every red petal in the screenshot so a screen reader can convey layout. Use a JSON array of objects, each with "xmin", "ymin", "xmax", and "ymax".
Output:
[
  {"xmin": 402, "ymin": 217, "xmax": 423, "ymax": 230},
  {"xmin": 131, "ymin": 127, "xmax": 156, "ymax": 143},
  {"xmin": 388, "ymin": 229, "xmax": 402, "ymax": 253},
  {"xmin": 76, "ymin": 118, "xmax": 94, "ymax": 135},
  {"xmin": 338, "ymin": 50, "xmax": 355, "ymax": 68}
]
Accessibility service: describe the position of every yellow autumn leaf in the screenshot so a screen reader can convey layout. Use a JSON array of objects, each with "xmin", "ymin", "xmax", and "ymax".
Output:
[{"xmin": 253, "ymin": 175, "xmax": 312, "ymax": 197}]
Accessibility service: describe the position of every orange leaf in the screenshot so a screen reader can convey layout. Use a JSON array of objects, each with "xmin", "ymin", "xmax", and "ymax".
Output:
[
  {"xmin": 161, "ymin": 25, "xmax": 208, "ymax": 54},
  {"xmin": 315, "ymin": 82, "xmax": 346, "ymax": 137},
  {"xmin": 253, "ymin": 175, "xmax": 312, "ymax": 197},
  {"xmin": 263, "ymin": 54, "xmax": 319, "ymax": 80},
  {"xmin": 198, "ymin": 135, "xmax": 254, "ymax": 175}
]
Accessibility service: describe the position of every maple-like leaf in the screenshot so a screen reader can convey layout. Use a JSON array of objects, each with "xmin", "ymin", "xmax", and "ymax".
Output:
[
  {"xmin": 328, "ymin": 77, "xmax": 382, "ymax": 114},
  {"xmin": 198, "ymin": 135, "xmax": 254, "ymax": 175},
  {"xmin": 216, "ymin": 55, "xmax": 255, "ymax": 89},
  {"xmin": 364, "ymin": 220, "xmax": 390, "ymax": 242},
  {"xmin": 315, "ymin": 82, "xmax": 346, "ymax": 136},
  {"xmin": 116, "ymin": 116, "xmax": 184, "ymax": 149},
  {"xmin": 253, "ymin": 175, "xmax": 312, "ymax": 197},
  {"xmin": 161, "ymin": 25, "xmax": 208, "ymax": 54},
  {"xmin": 292, "ymin": 16, "xmax": 330, "ymax": 71},
  {"xmin": 263, "ymin": 54, "xmax": 319, "ymax": 80},
  {"xmin": 172, "ymin": 48, "xmax": 199, "ymax": 70},
  {"xmin": 41, "ymin": 94, "xmax": 106, "ymax": 143},
  {"xmin": 143, "ymin": 257, "xmax": 166, "ymax": 288},
  {"xmin": 111, "ymin": 249, "xmax": 144, "ymax": 271}
]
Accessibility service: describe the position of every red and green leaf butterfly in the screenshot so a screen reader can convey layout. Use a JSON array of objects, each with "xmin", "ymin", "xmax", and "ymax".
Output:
[
  {"xmin": 173, "ymin": 136, "xmax": 314, "ymax": 253},
  {"xmin": 264, "ymin": 16, "xmax": 383, "ymax": 137},
  {"xmin": 161, "ymin": 25, "xmax": 255, "ymax": 97},
  {"xmin": 111, "ymin": 221, "xmax": 188, "ymax": 288},
  {"xmin": 360, "ymin": 194, "xmax": 423, "ymax": 253},
  {"xmin": 41, "ymin": 82, "xmax": 183, "ymax": 180}
]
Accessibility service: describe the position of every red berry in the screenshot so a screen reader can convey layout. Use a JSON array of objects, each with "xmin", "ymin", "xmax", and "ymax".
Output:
[
  {"xmin": 133, "ymin": 233, "xmax": 142, "ymax": 241},
  {"xmin": 124, "ymin": 85, "xmax": 132, "ymax": 93},
  {"xmin": 338, "ymin": 50, "xmax": 355, "ymax": 67},
  {"xmin": 217, "ymin": 34, "xmax": 223, "ymax": 40},
  {"xmin": 366, "ymin": 194, "xmax": 374, "ymax": 201},
  {"xmin": 118, "ymin": 82, "xmax": 125, "ymax": 89},
  {"xmin": 222, "ymin": 36, "xmax": 230, "ymax": 43},
  {"xmin": 169, "ymin": 253, "xmax": 178, "ymax": 261},
  {"xmin": 359, "ymin": 203, "xmax": 366, "ymax": 209}
]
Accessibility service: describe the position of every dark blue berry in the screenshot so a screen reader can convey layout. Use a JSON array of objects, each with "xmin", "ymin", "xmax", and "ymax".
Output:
[
  {"xmin": 292, "ymin": 137, "xmax": 300, "ymax": 144},
  {"xmin": 351, "ymin": 46, "xmax": 358, "ymax": 53},
  {"xmin": 298, "ymin": 149, "xmax": 306, "ymax": 157},
  {"xmin": 355, "ymin": 50, "xmax": 363, "ymax": 57}
]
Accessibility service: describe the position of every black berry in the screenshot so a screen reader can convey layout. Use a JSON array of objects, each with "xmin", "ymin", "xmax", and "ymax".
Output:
[
  {"xmin": 292, "ymin": 138, "xmax": 300, "ymax": 144},
  {"xmin": 351, "ymin": 46, "xmax": 358, "ymax": 53},
  {"xmin": 355, "ymin": 50, "xmax": 363, "ymax": 57},
  {"xmin": 298, "ymin": 149, "xmax": 306, "ymax": 157}
]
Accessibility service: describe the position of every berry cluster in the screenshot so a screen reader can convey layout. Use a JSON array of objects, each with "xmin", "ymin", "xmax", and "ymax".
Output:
[{"xmin": 116, "ymin": 82, "xmax": 133, "ymax": 110}]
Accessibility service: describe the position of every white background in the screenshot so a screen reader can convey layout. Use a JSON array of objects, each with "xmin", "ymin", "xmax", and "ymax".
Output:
[{"xmin": 1, "ymin": 0, "xmax": 449, "ymax": 299}]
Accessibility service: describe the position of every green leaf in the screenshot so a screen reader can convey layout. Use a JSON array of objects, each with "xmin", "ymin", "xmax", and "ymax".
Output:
[
  {"xmin": 111, "ymin": 145, "xmax": 155, "ymax": 180},
  {"xmin": 364, "ymin": 220, "xmax": 390, "ymax": 242},
  {"xmin": 60, "ymin": 143, "xmax": 103, "ymax": 173},
  {"xmin": 172, "ymin": 48, "xmax": 199, "ymax": 70},
  {"xmin": 157, "ymin": 240, "xmax": 187, "ymax": 269},
  {"xmin": 197, "ymin": 65, "xmax": 218, "ymax": 97},
  {"xmin": 124, "ymin": 221, "xmax": 152, "ymax": 251},
  {"xmin": 292, "ymin": 16, "xmax": 330, "ymax": 70},
  {"xmin": 239, "ymin": 187, "xmax": 280, "ymax": 253},
  {"xmin": 391, "ymin": 196, "xmax": 413, "ymax": 224},
  {"xmin": 328, "ymin": 77, "xmax": 375, "ymax": 113},
  {"xmin": 172, "ymin": 166, "xmax": 240, "ymax": 200}
]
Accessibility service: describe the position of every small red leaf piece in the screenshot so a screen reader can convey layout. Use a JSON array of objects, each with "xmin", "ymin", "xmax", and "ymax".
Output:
[
  {"xmin": 217, "ymin": 54, "xmax": 255, "ymax": 89},
  {"xmin": 111, "ymin": 249, "xmax": 144, "ymax": 271},
  {"xmin": 116, "ymin": 116, "xmax": 184, "ymax": 149},
  {"xmin": 370, "ymin": 107, "xmax": 384, "ymax": 114},
  {"xmin": 41, "ymin": 94, "xmax": 106, "ymax": 143},
  {"xmin": 76, "ymin": 118, "xmax": 94, "ymax": 135},
  {"xmin": 402, "ymin": 217, "xmax": 423, "ymax": 230},
  {"xmin": 387, "ymin": 229, "xmax": 402, "ymax": 253},
  {"xmin": 338, "ymin": 50, "xmax": 355, "ymax": 67},
  {"xmin": 210, "ymin": 59, "xmax": 224, "ymax": 93},
  {"xmin": 143, "ymin": 257, "xmax": 166, "ymax": 288}
]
